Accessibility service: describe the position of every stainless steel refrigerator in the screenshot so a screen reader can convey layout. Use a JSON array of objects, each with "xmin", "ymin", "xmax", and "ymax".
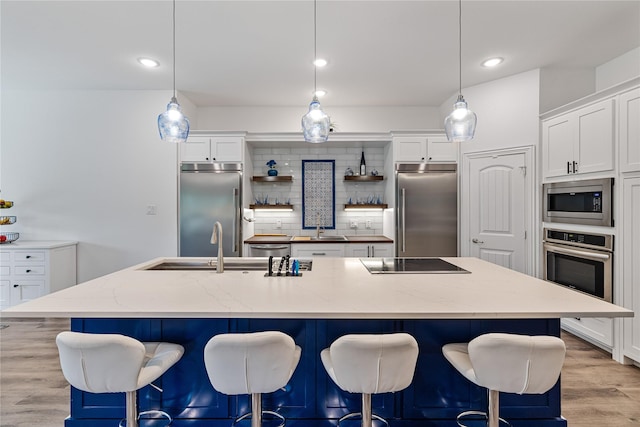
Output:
[
  {"xmin": 179, "ymin": 163, "xmax": 242, "ymax": 257},
  {"xmin": 395, "ymin": 163, "xmax": 458, "ymax": 257}
]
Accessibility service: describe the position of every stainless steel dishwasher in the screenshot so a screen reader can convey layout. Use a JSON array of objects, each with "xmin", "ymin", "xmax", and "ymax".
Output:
[{"xmin": 247, "ymin": 243, "xmax": 291, "ymax": 257}]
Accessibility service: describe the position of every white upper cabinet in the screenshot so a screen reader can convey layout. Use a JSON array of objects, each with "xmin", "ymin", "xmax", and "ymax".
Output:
[
  {"xmin": 393, "ymin": 134, "xmax": 457, "ymax": 163},
  {"xmin": 180, "ymin": 135, "xmax": 243, "ymax": 162},
  {"xmin": 619, "ymin": 87, "xmax": 640, "ymax": 173},
  {"xmin": 542, "ymin": 98, "xmax": 615, "ymax": 179}
]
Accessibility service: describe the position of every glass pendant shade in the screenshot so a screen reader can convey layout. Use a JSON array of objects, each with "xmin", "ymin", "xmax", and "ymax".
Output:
[
  {"xmin": 158, "ymin": 97, "xmax": 190, "ymax": 143},
  {"xmin": 444, "ymin": 95, "xmax": 477, "ymax": 142},
  {"xmin": 301, "ymin": 97, "xmax": 330, "ymax": 143}
]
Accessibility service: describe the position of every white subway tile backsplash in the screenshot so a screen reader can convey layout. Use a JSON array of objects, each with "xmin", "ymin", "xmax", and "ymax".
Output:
[{"xmin": 250, "ymin": 145, "xmax": 388, "ymax": 236}]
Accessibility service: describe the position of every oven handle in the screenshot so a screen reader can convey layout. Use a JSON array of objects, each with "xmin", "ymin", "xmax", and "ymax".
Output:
[{"xmin": 544, "ymin": 243, "xmax": 611, "ymax": 261}]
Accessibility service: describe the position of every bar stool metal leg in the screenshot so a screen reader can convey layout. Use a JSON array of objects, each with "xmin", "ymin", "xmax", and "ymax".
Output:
[
  {"xmin": 337, "ymin": 394, "xmax": 390, "ymax": 427},
  {"xmin": 232, "ymin": 393, "xmax": 286, "ymax": 427},
  {"xmin": 455, "ymin": 389, "xmax": 510, "ymax": 427}
]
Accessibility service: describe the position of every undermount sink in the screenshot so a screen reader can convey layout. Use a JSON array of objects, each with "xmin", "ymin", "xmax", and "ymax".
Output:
[
  {"xmin": 144, "ymin": 258, "xmax": 312, "ymax": 271},
  {"xmin": 310, "ymin": 235, "xmax": 348, "ymax": 241}
]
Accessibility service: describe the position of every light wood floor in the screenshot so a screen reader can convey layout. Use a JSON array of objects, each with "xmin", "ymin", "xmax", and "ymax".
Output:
[{"xmin": 1, "ymin": 317, "xmax": 639, "ymax": 426}]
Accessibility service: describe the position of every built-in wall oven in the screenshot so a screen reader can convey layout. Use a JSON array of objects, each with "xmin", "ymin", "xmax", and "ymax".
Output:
[
  {"xmin": 543, "ymin": 178, "xmax": 613, "ymax": 226},
  {"xmin": 543, "ymin": 228, "xmax": 613, "ymax": 302}
]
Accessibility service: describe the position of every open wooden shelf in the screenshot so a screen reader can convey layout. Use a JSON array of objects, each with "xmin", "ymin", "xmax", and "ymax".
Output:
[
  {"xmin": 344, "ymin": 175, "xmax": 383, "ymax": 181},
  {"xmin": 252, "ymin": 176, "xmax": 293, "ymax": 182},
  {"xmin": 344, "ymin": 204, "xmax": 388, "ymax": 210},
  {"xmin": 249, "ymin": 204, "xmax": 294, "ymax": 210}
]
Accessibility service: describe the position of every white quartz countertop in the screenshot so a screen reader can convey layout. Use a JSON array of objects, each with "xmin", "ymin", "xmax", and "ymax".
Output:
[
  {"xmin": 3, "ymin": 257, "xmax": 633, "ymax": 320},
  {"xmin": 0, "ymin": 240, "xmax": 78, "ymax": 249}
]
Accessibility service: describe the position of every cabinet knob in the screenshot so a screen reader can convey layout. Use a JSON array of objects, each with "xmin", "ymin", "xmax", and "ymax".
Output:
[
  {"xmin": 26, "ymin": 269, "xmax": 31, "ymax": 273},
  {"xmin": 26, "ymin": 255, "xmax": 31, "ymax": 259},
  {"xmin": 13, "ymin": 284, "xmax": 19, "ymax": 288}
]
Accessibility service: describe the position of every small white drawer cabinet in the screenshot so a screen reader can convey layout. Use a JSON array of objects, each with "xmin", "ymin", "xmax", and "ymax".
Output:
[{"xmin": 0, "ymin": 241, "xmax": 77, "ymax": 310}]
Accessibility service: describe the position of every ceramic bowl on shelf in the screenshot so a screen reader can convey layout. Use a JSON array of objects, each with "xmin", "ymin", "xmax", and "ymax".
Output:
[
  {"xmin": 0, "ymin": 216, "xmax": 17, "ymax": 225},
  {"xmin": 0, "ymin": 232, "xmax": 19, "ymax": 244}
]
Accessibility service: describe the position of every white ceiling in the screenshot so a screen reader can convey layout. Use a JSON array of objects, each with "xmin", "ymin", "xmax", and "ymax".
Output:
[{"xmin": 2, "ymin": 1, "xmax": 639, "ymax": 108}]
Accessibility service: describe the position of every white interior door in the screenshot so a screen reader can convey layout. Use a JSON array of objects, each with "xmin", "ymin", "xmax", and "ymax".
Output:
[{"xmin": 465, "ymin": 150, "xmax": 531, "ymax": 273}]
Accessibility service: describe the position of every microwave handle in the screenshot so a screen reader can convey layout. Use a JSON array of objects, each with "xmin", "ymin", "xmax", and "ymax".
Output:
[
  {"xmin": 567, "ymin": 161, "xmax": 571, "ymax": 174},
  {"xmin": 545, "ymin": 244, "xmax": 610, "ymax": 261}
]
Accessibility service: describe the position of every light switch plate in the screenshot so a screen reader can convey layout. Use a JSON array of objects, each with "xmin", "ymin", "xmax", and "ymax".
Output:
[{"xmin": 350, "ymin": 219, "xmax": 358, "ymax": 228}]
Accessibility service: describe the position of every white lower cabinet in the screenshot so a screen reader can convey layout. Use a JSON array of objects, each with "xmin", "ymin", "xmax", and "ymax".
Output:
[
  {"xmin": 561, "ymin": 317, "xmax": 613, "ymax": 349},
  {"xmin": 345, "ymin": 243, "xmax": 393, "ymax": 257},
  {"xmin": 0, "ymin": 241, "xmax": 77, "ymax": 310},
  {"xmin": 622, "ymin": 176, "xmax": 640, "ymax": 363},
  {"xmin": 291, "ymin": 244, "xmax": 345, "ymax": 258}
]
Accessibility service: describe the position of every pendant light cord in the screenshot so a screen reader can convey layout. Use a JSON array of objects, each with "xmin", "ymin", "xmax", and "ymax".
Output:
[
  {"xmin": 173, "ymin": 0, "xmax": 177, "ymax": 98},
  {"xmin": 313, "ymin": 0, "xmax": 318, "ymax": 95},
  {"xmin": 457, "ymin": 0, "xmax": 462, "ymax": 97}
]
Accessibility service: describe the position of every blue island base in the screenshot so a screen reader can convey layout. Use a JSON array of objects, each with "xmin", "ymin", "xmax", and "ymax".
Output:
[{"xmin": 66, "ymin": 318, "xmax": 567, "ymax": 427}]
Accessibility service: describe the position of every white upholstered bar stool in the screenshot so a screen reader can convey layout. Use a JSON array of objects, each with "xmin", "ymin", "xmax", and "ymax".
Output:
[
  {"xmin": 320, "ymin": 333, "xmax": 419, "ymax": 427},
  {"xmin": 204, "ymin": 331, "xmax": 302, "ymax": 427},
  {"xmin": 442, "ymin": 333, "xmax": 566, "ymax": 427},
  {"xmin": 56, "ymin": 331, "xmax": 184, "ymax": 427}
]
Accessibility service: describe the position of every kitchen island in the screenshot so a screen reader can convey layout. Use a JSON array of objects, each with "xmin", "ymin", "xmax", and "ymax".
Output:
[{"xmin": 4, "ymin": 257, "xmax": 633, "ymax": 427}]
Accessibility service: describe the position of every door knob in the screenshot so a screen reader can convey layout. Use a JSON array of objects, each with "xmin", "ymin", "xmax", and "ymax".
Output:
[{"xmin": 472, "ymin": 238, "xmax": 484, "ymax": 244}]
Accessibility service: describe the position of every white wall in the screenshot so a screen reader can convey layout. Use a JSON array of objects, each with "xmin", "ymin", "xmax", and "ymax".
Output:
[
  {"xmin": 439, "ymin": 69, "xmax": 541, "ymax": 156},
  {"xmin": 539, "ymin": 68, "xmax": 595, "ymax": 114},
  {"xmin": 197, "ymin": 106, "xmax": 441, "ymax": 133},
  {"xmin": 0, "ymin": 89, "xmax": 182, "ymax": 282},
  {"xmin": 596, "ymin": 47, "xmax": 640, "ymax": 91}
]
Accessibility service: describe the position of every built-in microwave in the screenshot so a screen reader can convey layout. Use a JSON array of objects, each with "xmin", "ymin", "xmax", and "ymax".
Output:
[
  {"xmin": 543, "ymin": 178, "xmax": 613, "ymax": 227},
  {"xmin": 543, "ymin": 228, "xmax": 613, "ymax": 302}
]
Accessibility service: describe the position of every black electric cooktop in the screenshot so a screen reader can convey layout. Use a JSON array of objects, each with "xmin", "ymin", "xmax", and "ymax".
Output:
[{"xmin": 360, "ymin": 257, "xmax": 470, "ymax": 274}]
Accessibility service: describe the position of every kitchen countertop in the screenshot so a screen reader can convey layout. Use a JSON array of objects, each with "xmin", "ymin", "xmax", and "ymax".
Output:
[
  {"xmin": 4, "ymin": 257, "xmax": 632, "ymax": 320},
  {"xmin": 0, "ymin": 240, "xmax": 78, "ymax": 249},
  {"xmin": 245, "ymin": 235, "xmax": 393, "ymax": 244}
]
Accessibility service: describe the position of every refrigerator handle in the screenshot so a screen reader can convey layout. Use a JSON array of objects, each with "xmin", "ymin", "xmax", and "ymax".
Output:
[
  {"xmin": 401, "ymin": 188, "xmax": 406, "ymax": 254},
  {"xmin": 233, "ymin": 188, "xmax": 239, "ymax": 253}
]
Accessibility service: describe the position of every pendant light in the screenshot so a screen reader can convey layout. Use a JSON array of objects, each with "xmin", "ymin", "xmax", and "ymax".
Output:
[
  {"xmin": 158, "ymin": 0, "xmax": 190, "ymax": 143},
  {"xmin": 301, "ymin": 0, "xmax": 330, "ymax": 143},
  {"xmin": 444, "ymin": 0, "xmax": 477, "ymax": 142}
]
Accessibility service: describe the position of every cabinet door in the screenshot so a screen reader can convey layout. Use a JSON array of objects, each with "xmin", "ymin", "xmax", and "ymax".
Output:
[
  {"xmin": 561, "ymin": 317, "xmax": 613, "ymax": 347},
  {"xmin": 11, "ymin": 280, "xmax": 44, "ymax": 304},
  {"xmin": 542, "ymin": 115, "xmax": 574, "ymax": 179},
  {"xmin": 427, "ymin": 136, "xmax": 458, "ymax": 162},
  {"xmin": 620, "ymin": 88, "xmax": 640, "ymax": 173},
  {"xmin": 211, "ymin": 137, "xmax": 243, "ymax": 162},
  {"xmin": 345, "ymin": 244, "xmax": 370, "ymax": 257},
  {"xmin": 370, "ymin": 243, "xmax": 393, "ymax": 257},
  {"xmin": 623, "ymin": 177, "xmax": 640, "ymax": 362},
  {"xmin": 181, "ymin": 136, "xmax": 211, "ymax": 162},
  {"xmin": 0, "ymin": 280, "xmax": 11, "ymax": 310},
  {"xmin": 575, "ymin": 98, "xmax": 614, "ymax": 175},
  {"xmin": 394, "ymin": 136, "xmax": 427, "ymax": 162}
]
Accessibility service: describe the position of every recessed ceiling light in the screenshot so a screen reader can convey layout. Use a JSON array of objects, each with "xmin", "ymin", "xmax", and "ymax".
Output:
[
  {"xmin": 482, "ymin": 57, "xmax": 503, "ymax": 68},
  {"xmin": 314, "ymin": 89, "xmax": 327, "ymax": 97},
  {"xmin": 314, "ymin": 58, "xmax": 328, "ymax": 67},
  {"xmin": 138, "ymin": 57, "xmax": 160, "ymax": 68}
]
